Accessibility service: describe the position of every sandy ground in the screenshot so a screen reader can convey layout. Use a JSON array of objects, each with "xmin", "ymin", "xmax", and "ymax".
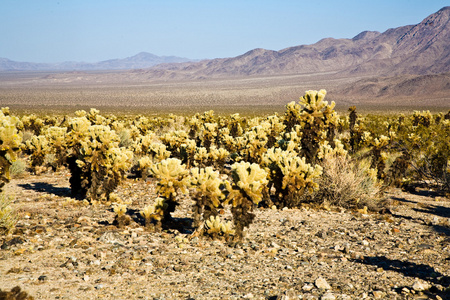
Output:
[{"xmin": 1, "ymin": 170, "xmax": 449, "ymax": 299}]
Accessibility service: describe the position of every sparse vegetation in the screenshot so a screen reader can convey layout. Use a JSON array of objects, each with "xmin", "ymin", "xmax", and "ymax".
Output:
[
  {"xmin": 0, "ymin": 90, "xmax": 449, "ymax": 240},
  {"xmin": 0, "ymin": 91, "xmax": 449, "ymax": 299}
]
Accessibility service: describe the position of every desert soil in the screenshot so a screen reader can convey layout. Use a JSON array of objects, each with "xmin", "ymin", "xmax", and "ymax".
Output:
[{"xmin": 1, "ymin": 170, "xmax": 449, "ymax": 300}]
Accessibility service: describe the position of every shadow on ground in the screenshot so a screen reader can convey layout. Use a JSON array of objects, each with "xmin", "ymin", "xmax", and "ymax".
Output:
[
  {"xmin": 18, "ymin": 182, "xmax": 71, "ymax": 197},
  {"xmin": 389, "ymin": 196, "xmax": 450, "ymax": 236},
  {"xmin": 354, "ymin": 256, "xmax": 450, "ymax": 297}
]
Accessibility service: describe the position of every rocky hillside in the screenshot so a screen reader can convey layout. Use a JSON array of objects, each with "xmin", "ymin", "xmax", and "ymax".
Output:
[{"xmin": 136, "ymin": 6, "xmax": 450, "ymax": 80}]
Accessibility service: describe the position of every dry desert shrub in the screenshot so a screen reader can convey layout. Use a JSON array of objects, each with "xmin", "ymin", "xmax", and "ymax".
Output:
[
  {"xmin": 312, "ymin": 155, "xmax": 381, "ymax": 210},
  {"xmin": 9, "ymin": 159, "xmax": 27, "ymax": 178}
]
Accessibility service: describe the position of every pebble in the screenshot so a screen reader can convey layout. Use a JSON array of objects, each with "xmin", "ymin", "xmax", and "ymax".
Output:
[
  {"xmin": 412, "ymin": 280, "xmax": 428, "ymax": 292},
  {"xmin": 320, "ymin": 293, "xmax": 335, "ymax": 300},
  {"xmin": 3, "ymin": 175, "xmax": 450, "ymax": 299},
  {"xmin": 372, "ymin": 290, "xmax": 385, "ymax": 299},
  {"xmin": 315, "ymin": 277, "xmax": 331, "ymax": 290}
]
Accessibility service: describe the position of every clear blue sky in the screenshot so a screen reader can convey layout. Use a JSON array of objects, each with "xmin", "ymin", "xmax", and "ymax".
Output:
[{"xmin": 1, "ymin": 0, "xmax": 448, "ymax": 63}]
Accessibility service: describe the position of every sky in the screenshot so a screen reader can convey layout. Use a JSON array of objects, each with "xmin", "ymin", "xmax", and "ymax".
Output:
[{"xmin": 1, "ymin": 0, "xmax": 449, "ymax": 63}]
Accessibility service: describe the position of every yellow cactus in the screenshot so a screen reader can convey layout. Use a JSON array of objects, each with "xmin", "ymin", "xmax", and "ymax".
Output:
[
  {"xmin": 317, "ymin": 139, "xmax": 348, "ymax": 160},
  {"xmin": 1, "ymin": 110, "xmax": 22, "ymax": 191},
  {"xmin": 140, "ymin": 197, "xmax": 168, "ymax": 223},
  {"xmin": 113, "ymin": 203, "xmax": 127, "ymax": 217},
  {"xmin": 279, "ymin": 156, "xmax": 323, "ymax": 194},
  {"xmin": 150, "ymin": 158, "xmax": 189, "ymax": 199},
  {"xmin": 190, "ymin": 167, "xmax": 225, "ymax": 208},
  {"xmin": 193, "ymin": 147, "xmax": 209, "ymax": 167},
  {"xmin": 205, "ymin": 215, "xmax": 235, "ymax": 236},
  {"xmin": 228, "ymin": 161, "xmax": 268, "ymax": 206}
]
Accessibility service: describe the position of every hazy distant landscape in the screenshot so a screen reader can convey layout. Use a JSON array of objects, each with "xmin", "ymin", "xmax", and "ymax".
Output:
[{"xmin": 1, "ymin": 7, "xmax": 449, "ymax": 115}]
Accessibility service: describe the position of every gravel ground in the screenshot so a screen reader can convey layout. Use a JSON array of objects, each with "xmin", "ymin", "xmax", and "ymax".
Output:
[{"xmin": 1, "ymin": 171, "xmax": 449, "ymax": 300}]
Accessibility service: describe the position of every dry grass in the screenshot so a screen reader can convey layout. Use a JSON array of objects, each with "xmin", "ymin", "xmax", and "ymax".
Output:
[{"xmin": 313, "ymin": 155, "xmax": 381, "ymax": 210}]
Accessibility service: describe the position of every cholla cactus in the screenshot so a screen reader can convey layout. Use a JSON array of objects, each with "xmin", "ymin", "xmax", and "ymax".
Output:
[
  {"xmin": 113, "ymin": 204, "xmax": 131, "ymax": 227},
  {"xmin": 264, "ymin": 115, "xmax": 285, "ymax": 148},
  {"xmin": 150, "ymin": 158, "xmax": 190, "ymax": 221},
  {"xmin": 67, "ymin": 123, "xmax": 133, "ymax": 200},
  {"xmin": 199, "ymin": 122, "xmax": 218, "ymax": 150},
  {"xmin": 209, "ymin": 146, "xmax": 230, "ymax": 171},
  {"xmin": 224, "ymin": 161, "xmax": 268, "ymax": 240},
  {"xmin": 228, "ymin": 113, "xmax": 244, "ymax": 138},
  {"xmin": 86, "ymin": 108, "xmax": 106, "ymax": 125},
  {"xmin": 0, "ymin": 110, "xmax": 22, "ymax": 192},
  {"xmin": 21, "ymin": 114, "xmax": 44, "ymax": 135},
  {"xmin": 140, "ymin": 197, "xmax": 168, "ymax": 230},
  {"xmin": 25, "ymin": 135, "xmax": 49, "ymax": 173},
  {"xmin": 136, "ymin": 143, "xmax": 171, "ymax": 180},
  {"xmin": 132, "ymin": 132, "xmax": 157, "ymax": 155},
  {"xmin": 263, "ymin": 147, "xmax": 322, "ymax": 208},
  {"xmin": 44, "ymin": 126, "xmax": 67, "ymax": 170},
  {"xmin": 160, "ymin": 130, "xmax": 189, "ymax": 159},
  {"xmin": 284, "ymin": 90, "xmax": 338, "ymax": 163},
  {"xmin": 217, "ymin": 128, "xmax": 237, "ymax": 153},
  {"xmin": 370, "ymin": 135, "xmax": 390, "ymax": 180},
  {"xmin": 279, "ymin": 156, "xmax": 322, "ymax": 199},
  {"xmin": 113, "ymin": 203, "xmax": 127, "ymax": 217},
  {"xmin": 205, "ymin": 215, "xmax": 235, "ymax": 239},
  {"xmin": 317, "ymin": 139, "xmax": 348, "ymax": 160},
  {"xmin": 241, "ymin": 125, "xmax": 269, "ymax": 163},
  {"xmin": 412, "ymin": 110, "xmax": 433, "ymax": 127},
  {"xmin": 189, "ymin": 167, "xmax": 226, "ymax": 231},
  {"xmin": 193, "ymin": 147, "xmax": 210, "ymax": 167}
]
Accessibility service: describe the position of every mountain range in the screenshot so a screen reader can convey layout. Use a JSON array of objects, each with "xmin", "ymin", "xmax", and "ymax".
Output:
[
  {"xmin": 135, "ymin": 6, "xmax": 450, "ymax": 80},
  {"xmin": 2, "ymin": 6, "xmax": 450, "ymax": 78},
  {"xmin": 0, "ymin": 52, "xmax": 193, "ymax": 71},
  {"xmin": 1, "ymin": 7, "xmax": 449, "ymax": 108}
]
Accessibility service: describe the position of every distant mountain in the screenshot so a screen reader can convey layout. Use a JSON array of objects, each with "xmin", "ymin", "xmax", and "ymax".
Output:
[
  {"xmin": 132, "ymin": 6, "xmax": 450, "ymax": 80},
  {"xmin": 0, "ymin": 52, "xmax": 194, "ymax": 71}
]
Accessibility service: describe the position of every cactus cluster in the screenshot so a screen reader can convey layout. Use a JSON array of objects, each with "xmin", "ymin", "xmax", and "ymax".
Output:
[
  {"xmin": 150, "ymin": 158, "xmax": 189, "ymax": 222},
  {"xmin": 2, "ymin": 91, "xmax": 449, "ymax": 242},
  {"xmin": 67, "ymin": 120, "xmax": 133, "ymax": 201},
  {"xmin": 224, "ymin": 162, "xmax": 268, "ymax": 239}
]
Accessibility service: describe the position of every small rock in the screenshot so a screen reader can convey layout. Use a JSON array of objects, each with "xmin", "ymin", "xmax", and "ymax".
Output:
[
  {"xmin": 38, "ymin": 275, "xmax": 47, "ymax": 282},
  {"xmin": 315, "ymin": 276, "xmax": 331, "ymax": 290},
  {"xmin": 276, "ymin": 289, "xmax": 296, "ymax": 300},
  {"xmin": 412, "ymin": 280, "xmax": 428, "ymax": 292},
  {"xmin": 316, "ymin": 230, "xmax": 327, "ymax": 239},
  {"xmin": 321, "ymin": 293, "xmax": 335, "ymax": 300},
  {"xmin": 302, "ymin": 283, "xmax": 314, "ymax": 291},
  {"xmin": 372, "ymin": 290, "xmax": 385, "ymax": 299}
]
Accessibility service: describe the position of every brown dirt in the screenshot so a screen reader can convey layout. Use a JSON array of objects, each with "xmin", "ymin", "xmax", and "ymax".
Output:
[{"xmin": 1, "ymin": 171, "xmax": 449, "ymax": 300}]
